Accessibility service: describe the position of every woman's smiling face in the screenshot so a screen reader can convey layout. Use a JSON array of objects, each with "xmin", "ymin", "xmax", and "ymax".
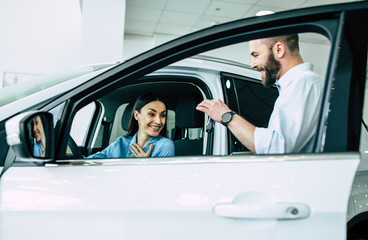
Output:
[
  {"xmin": 32, "ymin": 116, "xmax": 45, "ymax": 142},
  {"xmin": 134, "ymin": 100, "xmax": 167, "ymax": 137}
]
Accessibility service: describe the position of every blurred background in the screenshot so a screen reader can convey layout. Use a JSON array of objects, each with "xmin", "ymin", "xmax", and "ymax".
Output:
[{"xmin": 0, "ymin": 0, "xmax": 363, "ymax": 87}]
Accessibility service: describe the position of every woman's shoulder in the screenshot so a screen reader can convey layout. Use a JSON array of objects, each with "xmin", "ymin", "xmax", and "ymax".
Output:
[
  {"xmin": 113, "ymin": 135, "xmax": 133, "ymax": 144},
  {"xmin": 154, "ymin": 136, "xmax": 175, "ymax": 157},
  {"xmin": 155, "ymin": 135, "xmax": 174, "ymax": 147}
]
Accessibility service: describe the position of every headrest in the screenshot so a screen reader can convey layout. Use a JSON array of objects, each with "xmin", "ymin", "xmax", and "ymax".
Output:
[
  {"xmin": 176, "ymin": 94, "xmax": 204, "ymax": 128},
  {"xmin": 121, "ymin": 103, "xmax": 133, "ymax": 131}
]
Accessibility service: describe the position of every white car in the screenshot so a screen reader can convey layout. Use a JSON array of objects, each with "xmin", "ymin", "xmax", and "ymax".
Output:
[{"xmin": 1, "ymin": 2, "xmax": 368, "ymax": 240}]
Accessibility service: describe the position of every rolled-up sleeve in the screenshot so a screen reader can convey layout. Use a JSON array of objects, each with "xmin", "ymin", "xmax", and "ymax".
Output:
[{"xmin": 254, "ymin": 127, "xmax": 285, "ymax": 154}]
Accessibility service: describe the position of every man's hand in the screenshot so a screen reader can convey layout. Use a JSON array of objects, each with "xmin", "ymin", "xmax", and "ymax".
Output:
[
  {"xmin": 130, "ymin": 143, "xmax": 154, "ymax": 158},
  {"xmin": 196, "ymin": 99, "xmax": 232, "ymax": 123}
]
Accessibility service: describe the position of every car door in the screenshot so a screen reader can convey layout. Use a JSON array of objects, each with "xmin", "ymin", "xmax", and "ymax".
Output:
[
  {"xmin": 0, "ymin": 154, "xmax": 358, "ymax": 240},
  {"xmin": 1, "ymin": 2, "xmax": 367, "ymax": 240}
]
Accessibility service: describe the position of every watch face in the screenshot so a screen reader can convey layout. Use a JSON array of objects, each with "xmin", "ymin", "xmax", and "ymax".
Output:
[
  {"xmin": 222, "ymin": 112, "xmax": 232, "ymax": 122},
  {"xmin": 221, "ymin": 111, "xmax": 235, "ymax": 126}
]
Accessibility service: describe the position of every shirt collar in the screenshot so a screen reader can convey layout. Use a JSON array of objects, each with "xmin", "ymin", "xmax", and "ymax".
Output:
[{"xmin": 275, "ymin": 63, "xmax": 313, "ymax": 91}]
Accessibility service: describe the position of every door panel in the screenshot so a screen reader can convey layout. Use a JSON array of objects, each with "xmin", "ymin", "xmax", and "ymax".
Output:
[{"xmin": 0, "ymin": 153, "xmax": 358, "ymax": 239}]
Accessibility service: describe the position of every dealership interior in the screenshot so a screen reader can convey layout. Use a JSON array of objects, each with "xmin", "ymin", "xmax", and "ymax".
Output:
[
  {"xmin": 1, "ymin": 1, "xmax": 368, "ymax": 239},
  {"xmin": 0, "ymin": 0, "xmax": 363, "ymax": 87}
]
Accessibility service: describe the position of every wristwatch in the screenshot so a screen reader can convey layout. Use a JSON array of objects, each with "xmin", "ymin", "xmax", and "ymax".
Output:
[{"xmin": 221, "ymin": 111, "xmax": 236, "ymax": 126}]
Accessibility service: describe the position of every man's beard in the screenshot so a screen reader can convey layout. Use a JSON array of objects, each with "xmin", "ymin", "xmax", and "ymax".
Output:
[{"xmin": 263, "ymin": 52, "xmax": 281, "ymax": 87}]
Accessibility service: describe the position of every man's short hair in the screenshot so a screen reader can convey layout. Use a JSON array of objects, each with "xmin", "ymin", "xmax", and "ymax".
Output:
[{"xmin": 262, "ymin": 34, "xmax": 299, "ymax": 52}]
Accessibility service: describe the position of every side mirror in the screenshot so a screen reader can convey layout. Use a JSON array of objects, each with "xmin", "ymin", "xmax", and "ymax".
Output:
[{"xmin": 5, "ymin": 111, "xmax": 54, "ymax": 161}]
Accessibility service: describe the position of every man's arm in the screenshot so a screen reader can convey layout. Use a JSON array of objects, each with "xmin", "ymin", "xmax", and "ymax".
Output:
[
  {"xmin": 227, "ymin": 114, "xmax": 256, "ymax": 153},
  {"xmin": 196, "ymin": 99, "xmax": 256, "ymax": 153}
]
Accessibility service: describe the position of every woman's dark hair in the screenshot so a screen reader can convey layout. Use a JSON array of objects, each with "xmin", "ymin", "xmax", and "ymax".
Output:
[{"xmin": 126, "ymin": 92, "xmax": 168, "ymax": 137}]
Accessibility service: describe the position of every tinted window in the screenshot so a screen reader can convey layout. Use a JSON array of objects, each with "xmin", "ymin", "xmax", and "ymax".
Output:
[{"xmin": 222, "ymin": 73, "xmax": 278, "ymax": 152}]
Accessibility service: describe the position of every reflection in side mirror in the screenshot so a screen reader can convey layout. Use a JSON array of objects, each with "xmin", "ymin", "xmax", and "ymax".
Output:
[
  {"xmin": 5, "ymin": 111, "xmax": 54, "ymax": 161},
  {"xmin": 29, "ymin": 115, "xmax": 47, "ymax": 158}
]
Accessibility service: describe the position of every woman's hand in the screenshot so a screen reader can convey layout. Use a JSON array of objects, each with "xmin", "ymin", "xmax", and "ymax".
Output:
[{"xmin": 129, "ymin": 143, "xmax": 154, "ymax": 158}]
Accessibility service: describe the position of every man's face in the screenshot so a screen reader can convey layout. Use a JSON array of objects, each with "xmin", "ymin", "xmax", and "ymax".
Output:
[{"xmin": 249, "ymin": 39, "xmax": 281, "ymax": 87}]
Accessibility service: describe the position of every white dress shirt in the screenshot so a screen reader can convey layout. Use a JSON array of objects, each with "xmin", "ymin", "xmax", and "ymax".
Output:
[{"xmin": 254, "ymin": 63, "xmax": 323, "ymax": 154}]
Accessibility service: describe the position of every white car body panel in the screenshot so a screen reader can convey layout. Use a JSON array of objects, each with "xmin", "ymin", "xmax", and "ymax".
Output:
[{"xmin": 0, "ymin": 153, "xmax": 359, "ymax": 239}]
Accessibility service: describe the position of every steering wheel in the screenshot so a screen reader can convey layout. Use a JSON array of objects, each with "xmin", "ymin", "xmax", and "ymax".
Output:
[{"xmin": 67, "ymin": 135, "xmax": 84, "ymax": 159}]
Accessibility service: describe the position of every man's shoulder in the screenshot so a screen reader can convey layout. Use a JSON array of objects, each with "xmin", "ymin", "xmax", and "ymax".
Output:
[
  {"xmin": 285, "ymin": 69, "xmax": 323, "ymax": 96},
  {"xmin": 302, "ymin": 71, "xmax": 323, "ymax": 87}
]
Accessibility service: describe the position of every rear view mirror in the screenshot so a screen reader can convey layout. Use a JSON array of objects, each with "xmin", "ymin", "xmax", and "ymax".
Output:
[{"xmin": 5, "ymin": 111, "xmax": 54, "ymax": 161}]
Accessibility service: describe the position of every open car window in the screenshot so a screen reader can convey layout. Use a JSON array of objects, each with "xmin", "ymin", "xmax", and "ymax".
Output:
[{"xmin": 64, "ymin": 32, "xmax": 331, "ymax": 159}]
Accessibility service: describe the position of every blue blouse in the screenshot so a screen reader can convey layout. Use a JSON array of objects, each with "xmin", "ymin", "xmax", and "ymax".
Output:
[
  {"xmin": 33, "ymin": 141, "xmax": 45, "ymax": 157},
  {"xmin": 86, "ymin": 133, "xmax": 175, "ymax": 159}
]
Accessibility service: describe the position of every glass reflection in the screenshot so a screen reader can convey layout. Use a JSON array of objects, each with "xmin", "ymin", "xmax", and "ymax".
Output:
[{"xmin": 31, "ymin": 115, "xmax": 46, "ymax": 157}]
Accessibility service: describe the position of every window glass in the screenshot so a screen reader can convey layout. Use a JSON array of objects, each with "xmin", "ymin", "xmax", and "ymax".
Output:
[
  {"xmin": 233, "ymin": 77, "xmax": 278, "ymax": 128},
  {"xmin": 222, "ymin": 74, "xmax": 278, "ymax": 152},
  {"xmin": 49, "ymin": 102, "xmax": 66, "ymax": 127},
  {"xmin": 70, "ymin": 102, "xmax": 97, "ymax": 146}
]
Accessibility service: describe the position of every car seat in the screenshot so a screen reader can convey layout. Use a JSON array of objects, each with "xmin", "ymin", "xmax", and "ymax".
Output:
[
  {"xmin": 174, "ymin": 94, "xmax": 204, "ymax": 156},
  {"xmin": 121, "ymin": 103, "xmax": 133, "ymax": 131}
]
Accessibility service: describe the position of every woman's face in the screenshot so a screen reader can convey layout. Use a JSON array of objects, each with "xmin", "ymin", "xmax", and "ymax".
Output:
[
  {"xmin": 32, "ymin": 116, "xmax": 45, "ymax": 142},
  {"xmin": 134, "ymin": 100, "xmax": 167, "ymax": 137}
]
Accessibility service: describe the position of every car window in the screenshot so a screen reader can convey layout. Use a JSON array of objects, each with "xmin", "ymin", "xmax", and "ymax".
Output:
[
  {"xmin": 66, "ymin": 81, "xmax": 204, "ymax": 159},
  {"xmin": 222, "ymin": 74, "xmax": 279, "ymax": 153},
  {"xmin": 62, "ymin": 32, "xmax": 332, "ymax": 158},
  {"xmin": 70, "ymin": 102, "xmax": 98, "ymax": 146}
]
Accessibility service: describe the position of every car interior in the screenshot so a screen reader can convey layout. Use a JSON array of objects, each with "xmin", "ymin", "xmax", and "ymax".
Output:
[
  {"xmin": 68, "ymin": 79, "xmax": 207, "ymax": 158},
  {"xmin": 66, "ymin": 33, "xmax": 330, "ymax": 159},
  {"xmin": 67, "ymin": 71, "xmax": 280, "ymax": 159}
]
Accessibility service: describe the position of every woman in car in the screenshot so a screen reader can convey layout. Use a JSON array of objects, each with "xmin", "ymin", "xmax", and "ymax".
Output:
[
  {"xmin": 87, "ymin": 92, "xmax": 175, "ymax": 158},
  {"xmin": 32, "ymin": 115, "xmax": 46, "ymax": 157}
]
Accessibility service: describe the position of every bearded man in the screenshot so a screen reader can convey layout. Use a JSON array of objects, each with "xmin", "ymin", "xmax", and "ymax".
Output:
[{"xmin": 196, "ymin": 34, "xmax": 323, "ymax": 154}]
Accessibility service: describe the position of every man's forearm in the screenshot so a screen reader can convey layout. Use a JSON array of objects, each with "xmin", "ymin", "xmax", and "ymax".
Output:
[{"xmin": 227, "ymin": 114, "xmax": 256, "ymax": 153}]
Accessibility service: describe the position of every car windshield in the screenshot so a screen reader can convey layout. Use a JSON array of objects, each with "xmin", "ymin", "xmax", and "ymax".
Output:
[{"xmin": 0, "ymin": 64, "xmax": 113, "ymax": 107}]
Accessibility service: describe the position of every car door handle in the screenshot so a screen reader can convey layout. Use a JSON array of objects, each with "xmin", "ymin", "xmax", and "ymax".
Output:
[{"xmin": 213, "ymin": 202, "xmax": 310, "ymax": 220}]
